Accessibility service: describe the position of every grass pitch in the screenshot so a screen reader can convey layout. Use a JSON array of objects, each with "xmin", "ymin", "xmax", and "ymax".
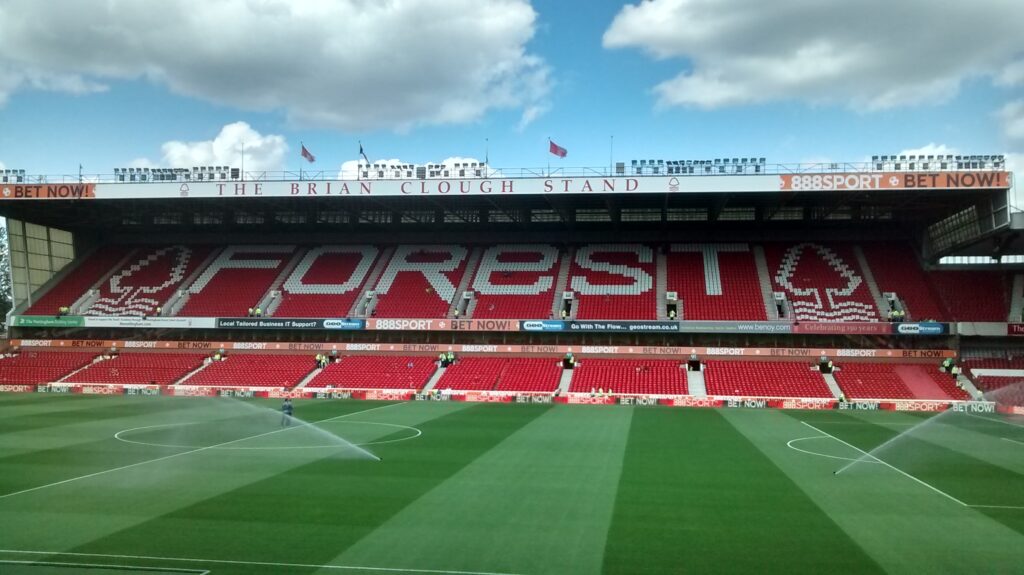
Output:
[{"xmin": 1, "ymin": 395, "xmax": 1023, "ymax": 574}]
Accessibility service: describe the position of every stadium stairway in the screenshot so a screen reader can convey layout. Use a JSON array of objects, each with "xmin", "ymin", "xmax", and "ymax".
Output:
[
  {"xmin": 551, "ymin": 246, "xmax": 574, "ymax": 319},
  {"xmin": 448, "ymin": 247, "xmax": 482, "ymax": 318},
  {"xmin": 172, "ymin": 361, "xmax": 213, "ymax": 385},
  {"xmin": 656, "ymin": 248, "xmax": 668, "ymax": 319},
  {"xmin": 55, "ymin": 354, "xmax": 103, "ymax": 382},
  {"xmin": 556, "ymin": 368, "xmax": 574, "ymax": 394},
  {"xmin": 1010, "ymin": 273, "xmax": 1024, "ymax": 321},
  {"xmin": 163, "ymin": 247, "xmax": 224, "ymax": 315},
  {"xmin": 259, "ymin": 247, "xmax": 309, "ymax": 316},
  {"xmin": 294, "ymin": 367, "xmax": 323, "ymax": 389},
  {"xmin": 686, "ymin": 370, "xmax": 707, "ymax": 396},
  {"xmin": 822, "ymin": 373, "xmax": 844, "ymax": 399},
  {"xmin": 852, "ymin": 245, "xmax": 889, "ymax": 319},
  {"xmin": 421, "ymin": 364, "xmax": 446, "ymax": 392},
  {"xmin": 956, "ymin": 374, "xmax": 984, "ymax": 399},
  {"xmin": 752, "ymin": 245, "xmax": 780, "ymax": 320},
  {"xmin": 346, "ymin": 245, "xmax": 389, "ymax": 317}
]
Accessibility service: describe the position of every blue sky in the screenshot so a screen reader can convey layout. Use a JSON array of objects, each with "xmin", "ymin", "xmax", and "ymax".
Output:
[{"xmin": 0, "ymin": 0, "xmax": 1021, "ymax": 202}]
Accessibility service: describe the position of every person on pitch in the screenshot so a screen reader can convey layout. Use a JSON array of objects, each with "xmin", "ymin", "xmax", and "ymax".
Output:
[{"xmin": 281, "ymin": 397, "xmax": 294, "ymax": 427}]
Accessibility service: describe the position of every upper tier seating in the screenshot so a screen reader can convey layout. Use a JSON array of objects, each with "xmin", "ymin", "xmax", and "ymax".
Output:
[
  {"xmin": 84, "ymin": 245, "xmax": 215, "ymax": 316},
  {"xmin": 273, "ymin": 246, "xmax": 381, "ymax": 317},
  {"xmin": 371, "ymin": 245, "xmax": 469, "ymax": 318},
  {"xmin": 962, "ymin": 357, "xmax": 1024, "ymax": 371},
  {"xmin": 927, "ymin": 271, "xmax": 1010, "ymax": 321},
  {"xmin": 0, "ymin": 352, "xmax": 94, "ymax": 384},
  {"xmin": 178, "ymin": 245, "xmax": 297, "ymax": 317},
  {"xmin": 702, "ymin": 361, "xmax": 833, "ymax": 398},
  {"xmin": 666, "ymin": 244, "xmax": 767, "ymax": 320},
  {"xmin": 305, "ymin": 356, "xmax": 436, "ymax": 389},
  {"xmin": 765, "ymin": 243, "xmax": 880, "ymax": 322},
  {"xmin": 435, "ymin": 357, "xmax": 562, "ymax": 392},
  {"xmin": 569, "ymin": 359, "xmax": 687, "ymax": 395},
  {"xmin": 182, "ymin": 354, "xmax": 313, "ymax": 388},
  {"xmin": 570, "ymin": 244, "xmax": 656, "ymax": 320},
  {"xmin": 66, "ymin": 353, "xmax": 206, "ymax": 385},
  {"xmin": 860, "ymin": 243, "xmax": 948, "ymax": 321},
  {"xmin": 25, "ymin": 246, "xmax": 135, "ymax": 315},
  {"xmin": 470, "ymin": 245, "xmax": 562, "ymax": 319}
]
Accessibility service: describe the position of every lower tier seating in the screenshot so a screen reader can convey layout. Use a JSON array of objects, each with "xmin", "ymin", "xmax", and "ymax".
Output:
[
  {"xmin": 436, "ymin": 357, "xmax": 562, "ymax": 392},
  {"xmin": 66, "ymin": 353, "xmax": 206, "ymax": 385},
  {"xmin": 569, "ymin": 359, "xmax": 687, "ymax": 395},
  {"xmin": 833, "ymin": 363, "xmax": 915, "ymax": 399},
  {"xmin": 182, "ymin": 354, "xmax": 313, "ymax": 388},
  {"xmin": 702, "ymin": 360, "xmax": 833, "ymax": 397},
  {"xmin": 0, "ymin": 352, "xmax": 94, "ymax": 384},
  {"xmin": 306, "ymin": 356, "xmax": 437, "ymax": 390}
]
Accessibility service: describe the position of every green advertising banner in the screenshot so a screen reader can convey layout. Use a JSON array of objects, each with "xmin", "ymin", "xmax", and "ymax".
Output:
[{"xmin": 11, "ymin": 315, "xmax": 85, "ymax": 328}]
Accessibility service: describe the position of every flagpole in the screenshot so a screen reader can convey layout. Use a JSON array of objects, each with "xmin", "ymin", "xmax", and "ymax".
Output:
[
  {"xmin": 609, "ymin": 135, "xmax": 614, "ymax": 175},
  {"xmin": 240, "ymin": 140, "xmax": 245, "ymax": 181},
  {"xmin": 547, "ymin": 137, "xmax": 550, "ymax": 177},
  {"xmin": 300, "ymin": 141, "xmax": 303, "ymax": 181}
]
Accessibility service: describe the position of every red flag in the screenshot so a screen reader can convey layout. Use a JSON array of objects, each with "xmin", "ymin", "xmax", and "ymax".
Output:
[
  {"xmin": 549, "ymin": 140, "xmax": 567, "ymax": 158},
  {"xmin": 301, "ymin": 144, "xmax": 316, "ymax": 163}
]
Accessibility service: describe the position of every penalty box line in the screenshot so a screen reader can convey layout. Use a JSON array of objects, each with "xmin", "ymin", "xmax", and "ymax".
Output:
[
  {"xmin": 0, "ymin": 550, "xmax": 520, "ymax": 575},
  {"xmin": 0, "ymin": 558, "xmax": 209, "ymax": 574},
  {"xmin": 0, "ymin": 401, "xmax": 404, "ymax": 500}
]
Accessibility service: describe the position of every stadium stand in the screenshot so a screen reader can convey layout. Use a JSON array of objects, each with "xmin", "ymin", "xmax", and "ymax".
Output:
[
  {"xmin": 860, "ymin": 243, "xmax": 948, "ymax": 321},
  {"xmin": 371, "ymin": 245, "xmax": 469, "ymax": 318},
  {"xmin": 436, "ymin": 357, "xmax": 562, "ymax": 392},
  {"xmin": 24, "ymin": 246, "xmax": 135, "ymax": 315},
  {"xmin": 0, "ymin": 351, "xmax": 94, "ymax": 384},
  {"xmin": 833, "ymin": 363, "xmax": 915, "ymax": 399},
  {"xmin": 305, "ymin": 356, "xmax": 436, "ymax": 389},
  {"xmin": 181, "ymin": 354, "xmax": 313, "ymax": 388},
  {"xmin": 962, "ymin": 357, "xmax": 1024, "ymax": 370},
  {"xmin": 178, "ymin": 245, "xmax": 297, "ymax": 317},
  {"xmin": 569, "ymin": 359, "xmax": 687, "ymax": 395},
  {"xmin": 765, "ymin": 242, "xmax": 880, "ymax": 322},
  {"xmin": 702, "ymin": 360, "xmax": 833, "ymax": 397},
  {"xmin": 65, "ymin": 352, "xmax": 206, "ymax": 385},
  {"xmin": 666, "ymin": 244, "xmax": 767, "ymax": 320},
  {"xmin": 470, "ymin": 245, "xmax": 562, "ymax": 319},
  {"xmin": 84, "ymin": 245, "xmax": 215, "ymax": 316},
  {"xmin": 273, "ymin": 246, "xmax": 381, "ymax": 317},
  {"xmin": 927, "ymin": 271, "xmax": 1010, "ymax": 321},
  {"xmin": 570, "ymin": 244, "xmax": 657, "ymax": 320}
]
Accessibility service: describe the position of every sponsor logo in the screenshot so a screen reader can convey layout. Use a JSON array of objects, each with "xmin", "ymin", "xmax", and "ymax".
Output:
[
  {"xmin": 619, "ymin": 396, "xmax": 659, "ymax": 406},
  {"xmin": 125, "ymin": 387, "xmax": 161, "ymax": 396},
  {"xmin": 893, "ymin": 401, "xmax": 949, "ymax": 412},
  {"xmin": 0, "ymin": 384, "xmax": 35, "ymax": 393},
  {"xmin": 462, "ymin": 345, "xmax": 498, "ymax": 353},
  {"xmin": 726, "ymin": 399, "xmax": 768, "ymax": 409},
  {"xmin": 706, "ymin": 347, "xmax": 744, "ymax": 356},
  {"xmin": 82, "ymin": 385, "xmax": 122, "ymax": 395},
  {"xmin": 314, "ymin": 391, "xmax": 352, "ymax": 400},
  {"xmin": 124, "ymin": 341, "xmax": 158, "ymax": 348},
  {"xmin": 521, "ymin": 320, "xmax": 565, "ymax": 332},
  {"xmin": 896, "ymin": 322, "xmax": 945, "ymax": 336},
  {"xmin": 515, "ymin": 395, "xmax": 553, "ymax": 404},
  {"xmin": 581, "ymin": 346, "xmax": 618, "ymax": 354},
  {"xmin": 835, "ymin": 349, "xmax": 878, "ymax": 358},
  {"xmin": 323, "ymin": 319, "xmax": 364, "ymax": 330},
  {"xmin": 371, "ymin": 319, "xmax": 436, "ymax": 331},
  {"xmin": 839, "ymin": 401, "xmax": 880, "ymax": 410},
  {"xmin": 414, "ymin": 393, "xmax": 452, "ymax": 401},
  {"xmin": 949, "ymin": 402, "xmax": 996, "ymax": 413},
  {"xmin": 233, "ymin": 342, "xmax": 269, "ymax": 350},
  {"xmin": 346, "ymin": 343, "xmax": 381, "ymax": 351},
  {"xmin": 782, "ymin": 399, "xmax": 835, "ymax": 410},
  {"xmin": 669, "ymin": 397, "xmax": 722, "ymax": 408}
]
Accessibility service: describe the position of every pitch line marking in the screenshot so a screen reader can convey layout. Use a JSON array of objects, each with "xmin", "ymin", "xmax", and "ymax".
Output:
[
  {"xmin": 0, "ymin": 550, "xmax": 521, "ymax": 575},
  {"xmin": 786, "ymin": 436, "xmax": 884, "ymax": 463},
  {"xmin": 0, "ymin": 558, "xmax": 209, "ymax": 573},
  {"xmin": 964, "ymin": 411, "xmax": 1024, "ymax": 429},
  {"xmin": 0, "ymin": 402, "xmax": 405, "ymax": 500},
  {"xmin": 113, "ymin": 420, "xmax": 422, "ymax": 450},
  {"xmin": 801, "ymin": 421, "xmax": 969, "ymax": 507},
  {"xmin": 1003, "ymin": 437, "xmax": 1024, "ymax": 447}
]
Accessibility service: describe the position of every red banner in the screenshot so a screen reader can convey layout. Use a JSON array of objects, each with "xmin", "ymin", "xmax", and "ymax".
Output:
[
  {"xmin": 1008, "ymin": 323, "xmax": 1024, "ymax": 336},
  {"xmin": 792, "ymin": 322, "xmax": 892, "ymax": 335},
  {"xmin": 779, "ymin": 171, "xmax": 1009, "ymax": 191}
]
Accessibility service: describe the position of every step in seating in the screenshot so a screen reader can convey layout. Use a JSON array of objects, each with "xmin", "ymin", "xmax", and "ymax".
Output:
[
  {"xmin": 24, "ymin": 246, "xmax": 135, "ymax": 315},
  {"xmin": 435, "ymin": 357, "xmax": 562, "ymax": 392},
  {"xmin": 666, "ymin": 244, "xmax": 767, "ymax": 320},
  {"xmin": 569, "ymin": 359, "xmax": 687, "ymax": 395},
  {"xmin": 860, "ymin": 243, "xmax": 947, "ymax": 321},
  {"xmin": 371, "ymin": 245, "xmax": 469, "ymax": 318},
  {"xmin": 84, "ymin": 246, "xmax": 215, "ymax": 316},
  {"xmin": 570, "ymin": 244, "xmax": 657, "ymax": 320},
  {"xmin": 0, "ymin": 351, "xmax": 94, "ymax": 384},
  {"xmin": 305, "ymin": 356, "xmax": 436, "ymax": 389},
  {"xmin": 183, "ymin": 354, "xmax": 313, "ymax": 388},
  {"xmin": 178, "ymin": 245, "xmax": 297, "ymax": 317},
  {"xmin": 273, "ymin": 246, "xmax": 381, "ymax": 317},
  {"xmin": 66, "ymin": 352, "xmax": 207, "ymax": 385},
  {"xmin": 702, "ymin": 360, "xmax": 833, "ymax": 397},
  {"xmin": 765, "ymin": 242, "xmax": 880, "ymax": 322},
  {"xmin": 470, "ymin": 245, "xmax": 561, "ymax": 319}
]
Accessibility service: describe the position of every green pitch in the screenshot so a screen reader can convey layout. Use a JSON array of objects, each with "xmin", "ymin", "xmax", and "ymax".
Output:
[{"xmin": 1, "ymin": 395, "xmax": 1023, "ymax": 574}]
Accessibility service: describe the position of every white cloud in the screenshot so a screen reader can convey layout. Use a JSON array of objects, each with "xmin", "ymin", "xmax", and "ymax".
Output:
[
  {"xmin": 603, "ymin": 0, "xmax": 1024, "ymax": 111},
  {"xmin": 998, "ymin": 100, "xmax": 1024, "ymax": 142},
  {"xmin": 0, "ymin": 0, "xmax": 549, "ymax": 131},
  {"xmin": 131, "ymin": 122, "xmax": 287, "ymax": 172}
]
